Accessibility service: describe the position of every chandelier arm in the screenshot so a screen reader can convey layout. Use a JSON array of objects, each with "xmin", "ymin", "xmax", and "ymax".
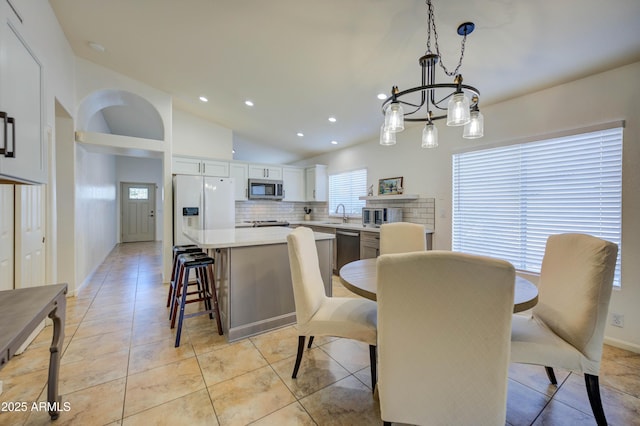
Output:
[
  {"xmin": 381, "ymin": 84, "xmax": 480, "ymax": 116},
  {"xmin": 403, "ymin": 104, "xmax": 428, "ymax": 117},
  {"xmin": 405, "ymin": 112, "xmax": 448, "ymax": 123},
  {"xmin": 396, "ymin": 83, "xmax": 479, "ymax": 98}
]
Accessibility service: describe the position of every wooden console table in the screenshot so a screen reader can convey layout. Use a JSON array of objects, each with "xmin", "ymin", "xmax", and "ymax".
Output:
[{"xmin": 0, "ymin": 283, "xmax": 67, "ymax": 420}]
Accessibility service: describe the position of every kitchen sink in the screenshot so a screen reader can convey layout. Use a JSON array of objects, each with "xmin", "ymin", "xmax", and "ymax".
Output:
[{"xmin": 319, "ymin": 221, "xmax": 343, "ymax": 225}]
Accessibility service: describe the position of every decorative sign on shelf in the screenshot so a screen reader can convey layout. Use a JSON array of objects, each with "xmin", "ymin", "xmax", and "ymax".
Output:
[{"xmin": 378, "ymin": 176, "xmax": 403, "ymax": 195}]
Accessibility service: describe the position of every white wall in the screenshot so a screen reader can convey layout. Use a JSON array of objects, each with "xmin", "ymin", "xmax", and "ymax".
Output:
[
  {"xmin": 74, "ymin": 58, "xmax": 175, "ymax": 280},
  {"xmin": 74, "ymin": 145, "xmax": 117, "ymax": 290},
  {"xmin": 115, "ymin": 156, "xmax": 164, "ymax": 241},
  {"xmin": 55, "ymin": 109, "xmax": 76, "ymax": 294},
  {"xmin": 172, "ymin": 108, "xmax": 233, "ymax": 160},
  {"xmin": 300, "ymin": 62, "xmax": 640, "ymax": 352}
]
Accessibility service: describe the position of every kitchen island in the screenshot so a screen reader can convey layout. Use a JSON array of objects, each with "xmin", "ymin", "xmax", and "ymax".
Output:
[{"xmin": 184, "ymin": 227, "xmax": 335, "ymax": 341}]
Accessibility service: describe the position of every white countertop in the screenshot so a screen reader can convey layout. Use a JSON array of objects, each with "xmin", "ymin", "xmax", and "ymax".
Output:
[
  {"xmin": 185, "ymin": 226, "xmax": 335, "ymax": 249},
  {"xmin": 289, "ymin": 220, "xmax": 434, "ymax": 234}
]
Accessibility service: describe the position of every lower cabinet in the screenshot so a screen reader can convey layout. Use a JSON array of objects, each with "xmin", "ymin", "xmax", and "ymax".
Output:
[{"xmin": 360, "ymin": 231, "xmax": 380, "ymax": 259}]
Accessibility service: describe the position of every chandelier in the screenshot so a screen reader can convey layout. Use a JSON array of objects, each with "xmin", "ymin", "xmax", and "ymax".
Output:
[{"xmin": 380, "ymin": 0, "xmax": 483, "ymax": 148}]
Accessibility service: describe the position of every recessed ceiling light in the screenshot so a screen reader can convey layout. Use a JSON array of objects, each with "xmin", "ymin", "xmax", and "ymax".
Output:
[
  {"xmin": 328, "ymin": 117, "xmax": 337, "ymax": 123},
  {"xmin": 297, "ymin": 132, "xmax": 304, "ymax": 137},
  {"xmin": 245, "ymin": 100, "xmax": 254, "ymax": 107},
  {"xmin": 88, "ymin": 41, "xmax": 105, "ymax": 52},
  {"xmin": 331, "ymin": 140, "xmax": 338, "ymax": 145},
  {"xmin": 199, "ymin": 96, "xmax": 208, "ymax": 102},
  {"xmin": 377, "ymin": 93, "xmax": 387, "ymax": 100}
]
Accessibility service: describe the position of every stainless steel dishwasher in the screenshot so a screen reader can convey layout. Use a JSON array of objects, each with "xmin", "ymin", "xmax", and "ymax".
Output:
[{"xmin": 336, "ymin": 230, "xmax": 360, "ymax": 271}]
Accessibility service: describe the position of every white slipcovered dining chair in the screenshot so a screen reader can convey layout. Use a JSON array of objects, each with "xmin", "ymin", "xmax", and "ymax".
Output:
[
  {"xmin": 286, "ymin": 227, "xmax": 378, "ymax": 389},
  {"xmin": 377, "ymin": 251, "xmax": 515, "ymax": 425},
  {"xmin": 379, "ymin": 222, "xmax": 426, "ymax": 255},
  {"xmin": 511, "ymin": 233, "xmax": 618, "ymax": 426}
]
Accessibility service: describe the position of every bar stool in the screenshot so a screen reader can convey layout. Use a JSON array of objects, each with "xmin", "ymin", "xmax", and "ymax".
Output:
[
  {"xmin": 168, "ymin": 251, "xmax": 211, "ymax": 321},
  {"xmin": 171, "ymin": 254, "xmax": 223, "ymax": 347},
  {"xmin": 167, "ymin": 245, "xmax": 202, "ymax": 309}
]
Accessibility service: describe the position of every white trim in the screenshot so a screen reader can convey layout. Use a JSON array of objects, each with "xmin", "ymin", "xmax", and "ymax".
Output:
[{"xmin": 603, "ymin": 336, "xmax": 640, "ymax": 354}]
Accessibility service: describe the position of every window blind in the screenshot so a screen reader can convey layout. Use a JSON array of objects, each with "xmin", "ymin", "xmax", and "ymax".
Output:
[
  {"xmin": 452, "ymin": 127, "xmax": 622, "ymax": 286},
  {"xmin": 329, "ymin": 169, "xmax": 367, "ymax": 217}
]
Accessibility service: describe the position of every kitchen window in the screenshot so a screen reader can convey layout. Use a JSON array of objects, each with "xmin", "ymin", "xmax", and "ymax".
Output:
[
  {"xmin": 452, "ymin": 124, "xmax": 623, "ymax": 286},
  {"xmin": 329, "ymin": 168, "xmax": 367, "ymax": 217}
]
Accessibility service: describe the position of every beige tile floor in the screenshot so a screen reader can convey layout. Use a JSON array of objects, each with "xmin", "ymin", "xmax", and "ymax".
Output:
[{"xmin": 1, "ymin": 241, "xmax": 639, "ymax": 425}]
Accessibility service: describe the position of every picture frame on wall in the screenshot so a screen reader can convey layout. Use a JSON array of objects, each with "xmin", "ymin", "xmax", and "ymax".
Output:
[{"xmin": 378, "ymin": 176, "xmax": 403, "ymax": 195}]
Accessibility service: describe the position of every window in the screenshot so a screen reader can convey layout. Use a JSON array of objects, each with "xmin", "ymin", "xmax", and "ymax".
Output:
[
  {"xmin": 329, "ymin": 168, "xmax": 367, "ymax": 217},
  {"xmin": 128, "ymin": 187, "xmax": 149, "ymax": 200},
  {"xmin": 452, "ymin": 126, "xmax": 622, "ymax": 286}
]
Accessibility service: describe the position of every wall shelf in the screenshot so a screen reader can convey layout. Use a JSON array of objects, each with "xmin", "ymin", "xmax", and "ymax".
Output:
[{"xmin": 359, "ymin": 194, "xmax": 419, "ymax": 201}]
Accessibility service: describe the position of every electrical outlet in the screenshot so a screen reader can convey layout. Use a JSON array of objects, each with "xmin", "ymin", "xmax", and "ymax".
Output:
[{"xmin": 611, "ymin": 313, "xmax": 624, "ymax": 328}]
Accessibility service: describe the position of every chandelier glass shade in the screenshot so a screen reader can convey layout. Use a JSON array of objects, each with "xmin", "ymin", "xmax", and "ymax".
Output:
[
  {"xmin": 380, "ymin": 0, "xmax": 483, "ymax": 148},
  {"xmin": 384, "ymin": 102, "xmax": 405, "ymax": 132},
  {"xmin": 421, "ymin": 122, "xmax": 438, "ymax": 148},
  {"xmin": 446, "ymin": 92, "xmax": 471, "ymax": 126},
  {"xmin": 380, "ymin": 124, "xmax": 397, "ymax": 146},
  {"xmin": 463, "ymin": 108, "xmax": 484, "ymax": 139}
]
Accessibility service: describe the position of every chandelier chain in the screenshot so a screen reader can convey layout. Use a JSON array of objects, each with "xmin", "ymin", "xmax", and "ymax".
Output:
[{"xmin": 426, "ymin": 0, "xmax": 466, "ymax": 77}]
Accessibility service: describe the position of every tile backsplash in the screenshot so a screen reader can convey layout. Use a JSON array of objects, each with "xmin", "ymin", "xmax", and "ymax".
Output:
[
  {"xmin": 235, "ymin": 200, "xmax": 315, "ymax": 223},
  {"xmin": 235, "ymin": 197, "xmax": 435, "ymax": 229},
  {"xmin": 364, "ymin": 196, "xmax": 435, "ymax": 229}
]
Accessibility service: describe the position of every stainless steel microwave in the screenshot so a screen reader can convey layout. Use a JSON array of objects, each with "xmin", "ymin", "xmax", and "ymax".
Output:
[
  {"xmin": 248, "ymin": 179, "xmax": 284, "ymax": 200},
  {"xmin": 362, "ymin": 207, "xmax": 403, "ymax": 227}
]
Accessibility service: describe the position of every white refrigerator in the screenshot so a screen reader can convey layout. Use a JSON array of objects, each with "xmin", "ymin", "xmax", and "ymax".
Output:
[{"xmin": 173, "ymin": 175, "xmax": 235, "ymax": 245}]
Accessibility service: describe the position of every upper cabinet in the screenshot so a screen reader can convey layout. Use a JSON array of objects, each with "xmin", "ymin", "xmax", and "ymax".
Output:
[
  {"xmin": 229, "ymin": 162, "xmax": 248, "ymax": 201},
  {"xmin": 0, "ymin": 3, "xmax": 45, "ymax": 184},
  {"xmin": 172, "ymin": 156, "xmax": 328, "ymax": 203},
  {"xmin": 172, "ymin": 156, "xmax": 229, "ymax": 177},
  {"xmin": 306, "ymin": 165, "xmax": 328, "ymax": 202},
  {"xmin": 248, "ymin": 164, "xmax": 282, "ymax": 180},
  {"xmin": 282, "ymin": 166, "xmax": 305, "ymax": 202}
]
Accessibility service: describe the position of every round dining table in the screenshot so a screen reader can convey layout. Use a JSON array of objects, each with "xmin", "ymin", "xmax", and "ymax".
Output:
[{"xmin": 339, "ymin": 258, "xmax": 538, "ymax": 313}]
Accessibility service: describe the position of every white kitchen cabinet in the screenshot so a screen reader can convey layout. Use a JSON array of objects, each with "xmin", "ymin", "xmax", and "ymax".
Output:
[
  {"xmin": 0, "ymin": 3, "xmax": 45, "ymax": 184},
  {"xmin": 305, "ymin": 165, "xmax": 328, "ymax": 202},
  {"xmin": 172, "ymin": 156, "xmax": 229, "ymax": 177},
  {"xmin": 248, "ymin": 164, "xmax": 282, "ymax": 180},
  {"xmin": 202, "ymin": 159, "xmax": 229, "ymax": 176},
  {"xmin": 282, "ymin": 166, "xmax": 305, "ymax": 202},
  {"xmin": 229, "ymin": 162, "xmax": 248, "ymax": 200}
]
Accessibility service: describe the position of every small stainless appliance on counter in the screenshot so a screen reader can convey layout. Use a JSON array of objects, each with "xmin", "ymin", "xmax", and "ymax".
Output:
[{"xmin": 362, "ymin": 207, "xmax": 403, "ymax": 227}]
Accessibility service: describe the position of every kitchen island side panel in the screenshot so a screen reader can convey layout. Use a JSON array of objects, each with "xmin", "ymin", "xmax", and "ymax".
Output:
[{"xmin": 225, "ymin": 239, "xmax": 332, "ymax": 341}]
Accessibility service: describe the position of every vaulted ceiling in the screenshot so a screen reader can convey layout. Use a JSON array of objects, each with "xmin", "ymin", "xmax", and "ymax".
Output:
[{"xmin": 50, "ymin": 0, "xmax": 640, "ymax": 163}]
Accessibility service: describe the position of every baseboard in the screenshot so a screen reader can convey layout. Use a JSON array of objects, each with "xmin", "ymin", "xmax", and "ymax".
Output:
[
  {"xmin": 73, "ymin": 243, "xmax": 117, "ymax": 296},
  {"xmin": 603, "ymin": 336, "xmax": 640, "ymax": 354}
]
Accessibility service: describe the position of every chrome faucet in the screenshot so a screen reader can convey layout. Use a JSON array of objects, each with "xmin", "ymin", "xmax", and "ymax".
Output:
[{"xmin": 335, "ymin": 203, "xmax": 348, "ymax": 223}]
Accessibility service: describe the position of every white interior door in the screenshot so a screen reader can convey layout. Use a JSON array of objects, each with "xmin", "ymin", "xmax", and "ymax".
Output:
[
  {"xmin": 121, "ymin": 182, "xmax": 156, "ymax": 242},
  {"xmin": 14, "ymin": 184, "xmax": 45, "ymax": 288},
  {"xmin": 0, "ymin": 184, "xmax": 14, "ymax": 291}
]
